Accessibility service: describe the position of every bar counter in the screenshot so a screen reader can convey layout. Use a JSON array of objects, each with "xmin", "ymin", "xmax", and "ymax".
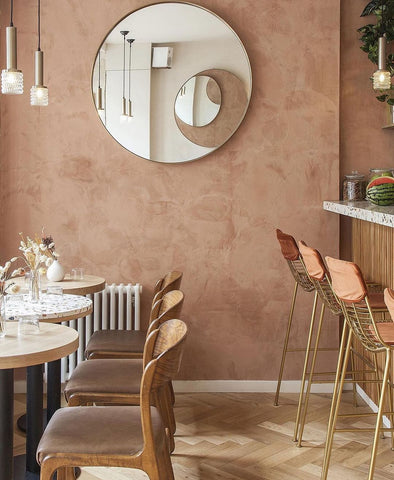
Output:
[{"xmin": 324, "ymin": 199, "xmax": 394, "ymax": 403}]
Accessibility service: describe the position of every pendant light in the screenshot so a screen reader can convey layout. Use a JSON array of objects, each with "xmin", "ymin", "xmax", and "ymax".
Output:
[
  {"xmin": 97, "ymin": 49, "xmax": 104, "ymax": 111},
  {"xmin": 127, "ymin": 38, "xmax": 135, "ymax": 120},
  {"xmin": 373, "ymin": 34, "xmax": 391, "ymax": 90},
  {"xmin": 30, "ymin": 0, "xmax": 48, "ymax": 106},
  {"xmin": 120, "ymin": 30, "xmax": 129, "ymax": 121},
  {"xmin": 1, "ymin": 0, "xmax": 23, "ymax": 95}
]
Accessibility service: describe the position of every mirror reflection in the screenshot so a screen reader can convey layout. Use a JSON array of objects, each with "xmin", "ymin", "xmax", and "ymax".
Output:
[
  {"xmin": 175, "ymin": 75, "xmax": 221, "ymax": 127},
  {"xmin": 92, "ymin": 2, "xmax": 252, "ymax": 163}
]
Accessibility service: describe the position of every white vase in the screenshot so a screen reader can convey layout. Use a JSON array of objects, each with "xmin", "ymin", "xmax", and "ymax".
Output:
[{"xmin": 46, "ymin": 260, "xmax": 65, "ymax": 282}]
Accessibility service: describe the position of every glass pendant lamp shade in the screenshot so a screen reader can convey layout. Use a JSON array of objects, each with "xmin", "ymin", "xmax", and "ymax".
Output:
[
  {"xmin": 373, "ymin": 36, "xmax": 391, "ymax": 91},
  {"xmin": 31, "ymin": 0, "xmax": 48, "ymax": 106},
  {"xmin": 1, "ymin": 20, "xmax": 23, "ymax": 95}
]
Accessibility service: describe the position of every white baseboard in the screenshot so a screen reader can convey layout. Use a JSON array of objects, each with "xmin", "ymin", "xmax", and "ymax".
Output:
[
  {"xmin": 356, "ymin": 384, "xmax": 391, "ymax": 428},
  {"xmin": 173, "ymin": 380, "xmax": 348, "ymax": 393}
]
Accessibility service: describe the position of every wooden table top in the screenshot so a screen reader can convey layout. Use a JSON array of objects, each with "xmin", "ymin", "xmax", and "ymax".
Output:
[
  {"xmin": 0, "ymin": 322, "xmax": 79, "ymax": 369},
  {"xmin": 10, "ymin": 274, "xmax": 106, "ymax": 296},
  {"xmin": 6, "ymin": 293, "xmax": 93, "ymax": 323}
]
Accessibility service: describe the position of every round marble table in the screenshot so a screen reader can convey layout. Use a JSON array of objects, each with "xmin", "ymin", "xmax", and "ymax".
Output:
[{"xmin": 0, "ymin": 322, "xmax": 79, "ymax": 480}]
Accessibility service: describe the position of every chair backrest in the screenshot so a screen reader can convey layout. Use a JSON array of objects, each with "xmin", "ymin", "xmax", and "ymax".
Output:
[
  {"xmin": 148, "ymin": 290, "xmax": 185, "ymax": 335},
  {"xmin": 140, "ymin": 319, "xmax": 187, "ymax": 445},
  {"xmin": 152, "ymin": 271, "xmax": 183, "ymax": 305},
  {"xmin": 276, "ymin": 229, "xmax": 314, "ymax": 292},
  {"xmin": 325, "ymin": 256, "xmax": 385, "ymax": 351},
  {"xmin": 384, "ymin": 288, "xmax": 394, "ymax": 320},
  {"xmin": 298, "ymin": 241, "xmax": 341, "ymax": 315}
]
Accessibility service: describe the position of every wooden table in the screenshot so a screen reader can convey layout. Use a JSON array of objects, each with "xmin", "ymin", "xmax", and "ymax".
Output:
[
  {"xmin": 0, "ymin": 322, "xmax": 78, "ymax": 480},
  {"xmin": 10, "ymin": 274, "xmax": 106, "ymax": 296},
  {"xmin": 4, "ymin": 294, "xmax": 93, "ymax": 479}
]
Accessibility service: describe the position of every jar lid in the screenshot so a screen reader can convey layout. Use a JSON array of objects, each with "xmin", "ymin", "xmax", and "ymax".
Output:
[{"xmin": 345, "ymin": 170, "xmax": 365, "ymax": 180}]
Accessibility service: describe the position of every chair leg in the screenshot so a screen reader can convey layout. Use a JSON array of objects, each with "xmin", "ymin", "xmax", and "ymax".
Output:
[
  {"xmin": 321, "ymin": 326, "xmax": 352, "ymax": 480},
  {"xmin": 368, "ymin": 349, "xmax": 391, "ymax": 480},
  {"xmin": 349, "ymin": 344, "xmax": 358, "ymax": 408},
  {"xmin": 297, "ymin": 303, "xmax": 325, "ymax": 447},
  {"xmin": 293, "ymin": 291, "xmax": 318, "ymax": 442},
  {"xmin": 274, "ymin": 281, "xmax": 299, "ymax": 406}
]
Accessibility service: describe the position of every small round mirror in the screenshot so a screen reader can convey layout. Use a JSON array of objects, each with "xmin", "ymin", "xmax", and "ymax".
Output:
[{"xmin": 175, "ymin": 75, "xmax": 221, "ymax": 127}]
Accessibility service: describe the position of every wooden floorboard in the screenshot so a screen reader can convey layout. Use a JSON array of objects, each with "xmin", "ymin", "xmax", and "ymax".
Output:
[{"xmin": 13, "ymin": 391, "xmax": 394, "ymax": 479}]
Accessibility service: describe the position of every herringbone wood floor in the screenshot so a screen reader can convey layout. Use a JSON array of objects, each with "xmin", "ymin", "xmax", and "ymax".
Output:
[{"xmin": 13, "ymin": 391, "xmax": 394, "ymax": 479}]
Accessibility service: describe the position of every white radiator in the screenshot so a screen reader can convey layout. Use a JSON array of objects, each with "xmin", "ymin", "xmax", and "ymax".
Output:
[{"xmin": 60, "ymin": 283, "xmax": 142, "ymax": 381}]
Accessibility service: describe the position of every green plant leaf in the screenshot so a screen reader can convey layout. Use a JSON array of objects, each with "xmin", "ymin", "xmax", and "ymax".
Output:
[
  {"xmin": 361, "ymin": 0, "xmax": 382, "ymax": 17},
  {"xmin": 376, "ymin": 94, "xmax": 389, "ymax": 102}
]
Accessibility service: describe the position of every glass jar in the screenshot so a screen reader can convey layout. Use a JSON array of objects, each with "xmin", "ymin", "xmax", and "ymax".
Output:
[{"xmin": 342, "ymin": 171, "xmax": 366, "ymax": 201}]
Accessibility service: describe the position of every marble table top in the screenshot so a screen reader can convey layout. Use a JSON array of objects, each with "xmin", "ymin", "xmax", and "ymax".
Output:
[
  {"xmin": 323, "ymin": 200, "xmax": 394, "ymax": 228},
  {"xmin": 5, "ymin": 293, "xmax": 93, "ymax": 323}
]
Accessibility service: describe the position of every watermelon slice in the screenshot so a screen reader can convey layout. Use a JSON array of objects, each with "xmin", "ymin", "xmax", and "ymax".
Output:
[{"xmin": 367, "ymin": 176, "xmax": 394, "ymax": 190}]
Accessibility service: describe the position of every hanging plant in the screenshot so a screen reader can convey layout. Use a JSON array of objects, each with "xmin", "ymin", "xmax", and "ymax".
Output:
[{"xmin": 358, "ymin": 0, "xmax": 394, "ymax": 105}]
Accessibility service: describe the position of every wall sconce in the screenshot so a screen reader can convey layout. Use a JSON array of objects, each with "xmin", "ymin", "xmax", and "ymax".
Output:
[
  {"xmin": 127, "ymin": 38, "xmax": 135, "ymax": 121},
  {"xmin": 30, "ymin": 0, "xmax": 48, "ymax": 106},
  {"xmin": 97, "ymin": 49, "xmax": 104, "ymax": 111},
  {"xmin": 373, "ymin": 35, "xmax": 391, "ymax": 90},
  {"xmin": 1, "ymin": 0, "xmax": 23, "ymax": 95},
  {"xmin": 120, "ymin": 30, "xmax": 129, "ymax": 122}
]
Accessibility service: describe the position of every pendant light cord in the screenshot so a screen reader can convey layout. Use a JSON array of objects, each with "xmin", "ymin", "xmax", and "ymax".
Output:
[
  {"xmin": 122, "ymin": 35, "xmax": 126, "ymax": 98},
  {"xmin": 37, "ymin": 0, "xmax": 41, "ymax": 51},
  {"xmin": 128, "ymin": 41, "xmax": 132, "ymax": 101},
  {"xmin": 10, "ymin": 0, "xmax": 13, "ymax": 26},
  {"xmin": 98, "ymin": 50, "xmax": 101, "ymax": 89}
]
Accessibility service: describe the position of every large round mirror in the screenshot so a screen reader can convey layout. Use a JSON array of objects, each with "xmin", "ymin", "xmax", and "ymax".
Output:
[{"xmin": 92, "ymin": 2, "xmax": 252, "ymax": 163}]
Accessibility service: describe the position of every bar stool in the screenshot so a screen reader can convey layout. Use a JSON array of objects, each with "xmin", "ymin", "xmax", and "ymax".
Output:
[
  {"xmin": 322, "ymin": 257, "xmax": 394, "ymax": 480},
  {"xmin": 274, "ymin": 229, "xmax": 315, "ymax": 406},
  {"xmin": 295, "ymin": 242, "xmax": 387, "ymax": 446}
]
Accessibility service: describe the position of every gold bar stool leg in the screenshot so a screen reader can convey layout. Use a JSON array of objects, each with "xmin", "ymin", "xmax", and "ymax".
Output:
[
  {"xmin": 372, "ymin": 352, "xmax": 385, "ymax": 440},
  {"xmin": 368, "ymin": 349, "xmax": 391, "ymax": 480},
  {"xmin": 293, "ymin": 291, "xmax": 318, "ymax": 442},
  {"xmin": 321, "ymin": 327, "xmax": 352, "ymax": 480},
  {"xmin": 297, "ymin": 302, "xmax": 326, "ymax": 447},
  {"xmin": 274, "ymin": 281, "xmax": 299, "ymax": 406},
  {"xmin": 350, "ymin": 339, "xmax": 358, "ymax": 408}
]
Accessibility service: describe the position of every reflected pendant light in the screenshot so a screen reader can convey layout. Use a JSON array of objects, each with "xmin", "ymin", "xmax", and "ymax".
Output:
[
  {"xmin": 120, "ymin": 30, "xmax": 129, "ymax": 121},
  {"xmin": 127, "ymin": 38, "xmax": 135, "ymax": 120},
  {"xmin": 373, "ymin": 35, "xmax": 391, "ymax": 90},
  {"xmin": 97, "ymin": 49, "xmax": 104, "ymax": 111},
  {"xmin": 30, "ymin": 0, "xmax": 48, "ymax": 106},
  {"xmin": 1, "ymin": 0, "xmax": 23, "ymax": 94}
]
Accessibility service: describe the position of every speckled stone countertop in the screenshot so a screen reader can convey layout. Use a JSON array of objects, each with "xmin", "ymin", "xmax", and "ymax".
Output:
[{"xmin": 323, "ymin": 200, "xmax": 394, "ymax": 228}]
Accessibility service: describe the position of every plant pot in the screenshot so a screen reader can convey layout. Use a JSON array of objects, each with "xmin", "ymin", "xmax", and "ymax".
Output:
[{"xmin": 46, "ymin": 260, "xmax": 65, "ymax": 282}]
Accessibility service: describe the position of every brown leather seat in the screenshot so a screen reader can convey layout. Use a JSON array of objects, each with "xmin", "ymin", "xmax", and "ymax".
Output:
[
  {"xmin": 85, "ymin": 287, "xmax": 184, "ymax": 359},
  {"xmin": 37, "ymin": 319, "xmax": 188, "ymax": 480}
]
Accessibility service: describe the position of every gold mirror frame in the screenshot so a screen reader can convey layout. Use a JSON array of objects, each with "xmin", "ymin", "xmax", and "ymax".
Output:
[{"xmin": 91, "ymin": 2, "xmax": 252, "ymax": 164}]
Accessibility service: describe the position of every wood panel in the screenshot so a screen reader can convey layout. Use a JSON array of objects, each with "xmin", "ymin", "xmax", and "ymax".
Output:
[{"xmin": 352, "ymin": 217, "xmax": 394, "ymax": 403}]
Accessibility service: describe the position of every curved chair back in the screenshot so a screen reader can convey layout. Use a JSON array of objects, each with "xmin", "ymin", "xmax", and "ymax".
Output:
[
  {"xmin": 325, "ymin": 256, "xmax": 385, "ymax": 352},
  {"xmin": 152, "ymin": 271, "xmax": 183, "ymax": 305},
  {"xmin": 148, "ymin": 290, "xmax": 185, "ymax": 335},
  {"xmin": 140, "ymin": 319, "xmax": 187, "ymax": 444},
  {"xmin": 298, "ymin": 241, "xmax": 341, "ymax": 315},
  {"xmin": 276, "ymin": 229, "xmax": 314, "ymax": 292}
]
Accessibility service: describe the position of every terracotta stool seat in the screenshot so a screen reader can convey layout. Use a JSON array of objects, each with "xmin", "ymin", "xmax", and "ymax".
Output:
[
  {"xmin": 37, "ymin": 405, "xmax": 164, "ymax": 462},
  {"xmin": 64, "ymin": 359, "xmax": 143, "ymax": 404},
  {"xmin": 85, "ymin": 330, "xmax": 146, "ymax": 359}
]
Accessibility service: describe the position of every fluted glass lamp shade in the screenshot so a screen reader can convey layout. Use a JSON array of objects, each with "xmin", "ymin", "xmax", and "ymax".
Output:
[
  {"xmin": 30, "ymin": 85, "xmax": 48, "ymax": 106},
  {"xmin": 373, "ymin": 36, "xmax": 391, "ymax": 91},
  {"xmin": 1, "ymin": 26, "xmax": 23, "ymax": 94}
]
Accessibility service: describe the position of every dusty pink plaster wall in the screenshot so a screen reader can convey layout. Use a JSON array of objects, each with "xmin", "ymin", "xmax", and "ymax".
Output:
[{"xmin": 0, "ymin": 0, "xmax": 340, "ymax": 381}]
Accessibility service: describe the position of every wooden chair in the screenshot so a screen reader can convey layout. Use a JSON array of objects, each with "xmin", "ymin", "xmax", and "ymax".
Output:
[
  {"xmin": 322, "ymin": 257, "xmax": 394, "ymax": 480},
  {"xmin": 37, "ymin": 319, "xmax": 188, "ymax": 480},
  {"xmin": 274, "ymin": 229, "xmax": 315, "ymax": 406},
  {"xmin": 295, "ymin": 242, "xmax": 387, "ymax": 446},
  {"xmin": 64, "ymin": 291, "xmax": 185, "ymax": 451},
  {"xmin": 85, "ymin": 282, "xmax": 184, "ymax": 360}
]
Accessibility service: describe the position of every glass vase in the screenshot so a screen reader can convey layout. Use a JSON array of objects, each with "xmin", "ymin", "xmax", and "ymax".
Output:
[
  {"xmin": 0, "ymin": 294, "xmax": 6, "ymax": 338},
  {"xmin": 29, "ymin": 269, "xmax": 41, "ymax": 303}
]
